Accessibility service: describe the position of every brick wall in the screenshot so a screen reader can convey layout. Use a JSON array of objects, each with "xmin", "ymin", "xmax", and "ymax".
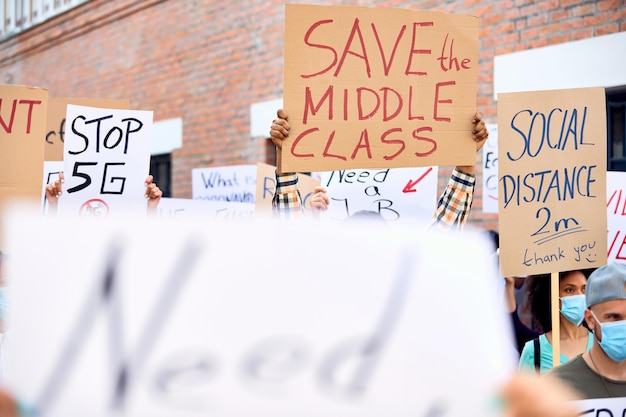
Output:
[{"xmin": 1, "ymin": 0, "xmax": 624, "ymax": 232}]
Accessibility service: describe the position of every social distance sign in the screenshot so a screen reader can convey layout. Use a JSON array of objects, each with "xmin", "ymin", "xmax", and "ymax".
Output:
[
  {"xmin": 282, "ymin": 5, "xmax": 478, "ymax": 173},
  {"xmin": 498, "ymin": 87, "xmax": 607, "ymax": 277}
]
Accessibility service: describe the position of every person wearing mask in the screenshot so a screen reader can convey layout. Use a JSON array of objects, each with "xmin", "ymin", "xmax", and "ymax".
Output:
[
  {"xmin": 518, "ymin": 269, "xmax": 595, "ymax": 374},
  {"xmin": 548, "ymin": 262, "xmax": 626, "ymax": 398},
  {"xmin": 269, "ymin": 109, "xmax": 489, "ymax": 227}
]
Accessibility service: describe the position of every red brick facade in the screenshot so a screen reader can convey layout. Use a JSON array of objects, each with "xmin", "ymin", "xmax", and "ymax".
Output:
[{"xmin": 1, "ymin": 0, "xmax": 624, "ymax": 231}]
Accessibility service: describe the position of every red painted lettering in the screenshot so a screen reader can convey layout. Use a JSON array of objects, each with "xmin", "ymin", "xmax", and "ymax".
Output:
[
  {"xmin": 301, "ymin": 20, "xmax": 337, "ymax": 79},
  {"xmin": 434, "ymin": 81, "xmax": 455, "ymax": 122},
  {"xmin": 607, "ymin": 189, "xmax": 626, "ymax": 215},
  {"xmin": 335, "ymin": 18, "xmax": 370, "ymax": 78},
  {"xmin": 303, "ymin": 86, "xmax": 333, "ymax": 125},
  {"xmin": 357, "ymin": 87, "xmax": 380, "ymax": 120},
  {"xmin": 372, "ymin": 24, "xmax": 406, "ymax": 76},
  {"xmin": 608, "ymin": 230, "xmax": 626, "ymax": 261},
  {"xmin": 0, "ymin": 99, "xmax": 42, "ymax": 134},
  {"xmin": 437, "ymin": 34, "xmax": 472, "ymax": 72},
  {"xmin": 381, "ymin": 128, "xmax": 406, "ymax": 160},
  {"xmin": 413, "ymin": 126, "xmax": 437, "ymax": 157},
  {"xmin": 381, "ymin": 87, "xmax": 402, "ymax": 121},
  {"xmin": 408, "ymin": 85, "xmax": 425, "ymax": 121},
  {"xmin": 351, "ymin": 129, "xmax": 372, "ymax": 160},
  {"xmin": 322, "ymin": 131, "xmax": 346, "ymax": 160},
  {"xmin": 290, "ymin": 128, "xmax": 317, "ymax": 158},
  {"xmin": 405, "ymin": 21, "xmax": 433, "ymax": 76}
]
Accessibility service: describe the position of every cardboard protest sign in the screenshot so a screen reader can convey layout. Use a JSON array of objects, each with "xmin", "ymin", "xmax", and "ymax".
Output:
[
  {"xmin": 282, "ymin": 5, "xmax": 479, "ymax": 173},
  {"xmin": 5, "ymin": 211, "xmax": 513, "ymax": 417},
  {"xmin": 157, "ymin": 197, "xmax": 255, "ymax": 221},
  {"xmin": 574, "ymin": 397, "xmax": 626, "ymax": 416},
  {"xmin": 498, "ymin": 87, "xmax": 607, "ymax": 277},
  {"xmin": 192, "ymin": 164, "xmax": 256, "ymax": 203},
  {"xmin": 481, "ymin": 123, "xmax": 499, "ymax": 213},
  {"xmin": 318, "ymin": 166, "xmax": 438, "ymax": 223},
  {"xmin": 45, "ymin": 98, "xmax": 130, "ymax": 161},
  {"xmin": 57, "ymin": 105, "xmax": 153, "ymax": 218},
  {"xmin": 0, "ymin": 84, "xmax": 48, "ymax": 248},
  {"xmin": 255, "ymin": 162, "xmax": 321, "ymax": 217},
  {"xmin": 607, "ymin": 171, "xmax": 626, "ymax": 264}
]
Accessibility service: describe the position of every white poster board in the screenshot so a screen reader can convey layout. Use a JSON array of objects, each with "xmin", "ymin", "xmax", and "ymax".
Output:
[
  {"xmin": 574, "ymin": 397, "xmax": 626, "ymax": 416},
  {"xmin": 4, "ymin": 212, "xmax": 513, "ymax": 417},
  {"xmin": 192, "ymin": 164, "xmax": 256, "ymax": 203},
  {"xmin": 156, "ymin": 197, "xmax": 255, "ymax": 221},
  {"xmin": 607, "ymin": 171, "xmax": 626, "ymax": 264},
  {"xmin": 317, "ymin": 167, "xmax": 438, "ymax": 223},
  {"xmin": 57, "ymin": 105, "xmax": 153, "ymax": 218},
  {"xmin": 481, "ymin": 123, "xmax": 499, "ymax": 214}
]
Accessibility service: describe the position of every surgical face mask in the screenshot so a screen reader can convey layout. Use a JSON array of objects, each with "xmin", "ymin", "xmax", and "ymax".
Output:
[
  {"xmin": 591, "ymin": 310, "xmax": 626, "ymax": 362},
  {"xmin": 560, "ymin": 294, "xmax": 586, "ymax": 326}
]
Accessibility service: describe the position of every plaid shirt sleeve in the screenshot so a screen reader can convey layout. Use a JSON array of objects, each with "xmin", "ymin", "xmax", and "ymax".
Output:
[
  {"xmin": 430, "ymin": 168, "xmax": 475, "ymax": 229},
  {"xmin": 272, "ymin": 171, "xmax": 304, "ymax": 220}
]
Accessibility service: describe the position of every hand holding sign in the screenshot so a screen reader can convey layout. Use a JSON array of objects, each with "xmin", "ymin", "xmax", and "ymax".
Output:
[
  {"xmin": 457, "ymin": 111, "xmax": 490, "ymax": 175},
  {"xmin": 269, "ymin": 109, "xmax": 291, "ymax": 174},
  {"xmin": 45, "ymin": 171, "xmax": 64, "ymax": 202},
  {"xmin": 309, "ymin": 186, "xmax": 329, "ymax": 212},
  {"xmin": 270, "ymin": 109, "xmax": 489, "ymax": 175},
  {"xmin": 46, "ymin": 172, "xmax": 162, "ymax": 215}
]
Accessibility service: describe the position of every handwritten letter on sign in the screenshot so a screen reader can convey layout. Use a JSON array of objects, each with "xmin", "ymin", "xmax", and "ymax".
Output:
[
  {"xmin": 45, "ymin": 98, "xmax": 129, "ymax": 161},
  {"xmin": 191, "ymin": 164, "xmax": 257, "ymax": 203},
  {"xmin": 607, "ymin": 171, "xmax": 626, "ymax": 264},
  {"xmin": 0, "ymin": 85, "xmax": 48, "ymax": 207},
  {"xmin": 498, "ymin": 87, "xmax": 607, "ymax": 277},
  {"xmin": 319, "ymin": 166, "xmax": 438, "ymax": 223},
  {"xmin": 58, "ymin": 105, "xmax": 153, "ymax": 218},
  {"xmin": 282, "ymin": 5, "xmax": 478, "ymax": 173}
]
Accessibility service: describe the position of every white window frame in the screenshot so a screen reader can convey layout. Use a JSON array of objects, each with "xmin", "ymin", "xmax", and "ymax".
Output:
[{"xmin": 1, "ymin": 0, "xmax": 89, "ymax": 39}]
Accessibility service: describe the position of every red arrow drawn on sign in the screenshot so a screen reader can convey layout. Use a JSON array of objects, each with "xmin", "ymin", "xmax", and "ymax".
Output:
[{"xmin": 402, "ymin": 167, "xmax": 433, "ymax": 193}]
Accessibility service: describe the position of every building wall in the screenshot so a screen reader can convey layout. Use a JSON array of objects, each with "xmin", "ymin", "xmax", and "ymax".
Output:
[{"xmin": 1, "ymin": 0, "xmax": 624, "ymax": 231}]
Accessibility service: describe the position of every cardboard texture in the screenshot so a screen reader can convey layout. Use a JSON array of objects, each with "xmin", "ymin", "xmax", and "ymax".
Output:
[
  {"xmin": 255, "ymin": 162, "xmax": 320, "ymax": 216},
  {"xmin": 282, "ymin": 4, "xmax": 478, "ymax": 172},
  {"xmin": 498, "ymin": 87, "xmax": 607, "ymax": 277},
  {"xmin": 0, "ymin": 84, "xmax": 48, "ymax": 248},
  {"xmin": 45, "ymin": 98, "xmax": 130, "ymax": 161}
]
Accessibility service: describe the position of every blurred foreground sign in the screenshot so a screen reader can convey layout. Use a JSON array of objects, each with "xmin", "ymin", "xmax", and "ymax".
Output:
[{"xmin": 5, "ymin": 211, "xmax": 512, "ymax": 417}]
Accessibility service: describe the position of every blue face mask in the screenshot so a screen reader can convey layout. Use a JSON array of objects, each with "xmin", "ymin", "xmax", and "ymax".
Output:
[
  {"xmin": 591, "ymin": 310, "xmax": 626, "ymax": 362},
  {"xmin": 560, "ymin": 294, "xmax": 586, "ymax": 326}
]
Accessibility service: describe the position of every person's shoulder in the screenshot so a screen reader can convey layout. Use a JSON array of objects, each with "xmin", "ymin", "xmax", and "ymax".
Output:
[
  {"xmin": 520, "ymin": 338, "xmax": 534, "ymax": 354},
  {"xmin": 549, "ymin": 354, "xmax": 586, "ymax": 378},
  {"xmin": 538, "ymin": 333, "xmax": 551, "ymax": 348},
  {"xmin": 518, "ymin": 339, "xmax": 536, "ymax": 368}
]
